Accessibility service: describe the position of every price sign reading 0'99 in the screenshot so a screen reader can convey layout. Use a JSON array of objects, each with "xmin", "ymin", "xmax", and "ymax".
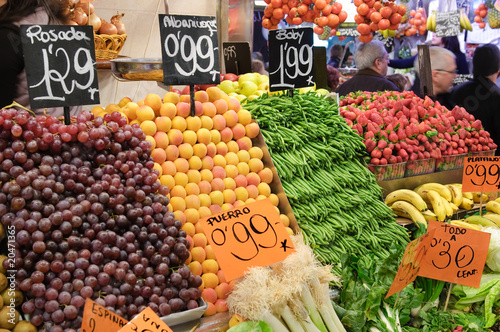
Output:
[
  {"xmin": 20, "ymin": 25, "xmax": 99, "ymax": 109},
  {"xmin": 462, "ymin": 156, "xmax": 500, "ymax": 192},
  {"xmin": 199, "ymin": 199, "xmax": 295, "ymax": 281},
  {"xmin": 268, "ymin": 27, "xmax": 314, "ymax": 92},
  {"xmin": 159, "ymin": 14, "xmax": 220, "ymax": 86}
]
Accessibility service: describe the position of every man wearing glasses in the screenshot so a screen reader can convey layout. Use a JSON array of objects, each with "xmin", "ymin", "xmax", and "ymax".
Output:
[
  {"xmin": 410, "ymin": 46, "xmax": 457, "ymax": 109},
  {"xmin": 335, "ymin": 40, "xmax": 400, "ymax": 97}
]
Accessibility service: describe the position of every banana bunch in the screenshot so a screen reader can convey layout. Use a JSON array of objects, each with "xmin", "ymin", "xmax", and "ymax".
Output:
[
  {"xmin": 414, "ymin": 183, "xmax": 458, "ymax": 222},
  {"xmin": 385, "ymin": 189, "xmax": 430, "ymax": 228},
  {"xmin": 459, "ymin": 9, "xmax": 473, "ymax": 31},
  {"xmin": 426, "ymin": 11, "xmax": 436, "ymax": 32}
]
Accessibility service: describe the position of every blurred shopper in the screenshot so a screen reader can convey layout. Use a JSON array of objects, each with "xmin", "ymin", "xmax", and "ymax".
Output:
[
  {"xmin": 386, "ymin": 73, "xmax": 409, "ymax": 91},
  {"xmin": 451, "ymin": 43, "xmax": 500, "ymax": 155},
  {"xmin": 411, "ymin": 46, "xmax": 456, "ymax": 109},
  {"xmin": 335, "ymin": 40, "xmax": 400, "ymax": 96},
  {"xmin": 328, "ymin": 44, "xmax": 343, "ymax": 68},
  {"xmin": 326, "ymin": 65, "xmax": 340, "ymax": 92},
  {"xmin": 0, "ymin": 0, "xmax": 77, "ymax": 116},
  {"xmin": 432, "ymin": 35, "xmax": 469, "ymax": 74}
]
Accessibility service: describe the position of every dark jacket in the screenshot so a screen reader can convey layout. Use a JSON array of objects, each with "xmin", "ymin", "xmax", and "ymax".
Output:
[
  {"xmin": 335, "ymin": 68, "xmax": 400, "ymax": 96},
  {"xmin": 389, "ymin": 52, "xmax": 469, "ymax": 74},
  {"xmin": 451, "ymin": 77, "xmax": 500, "ymax": 155},
  {"xmin": 0, "ymin": 23, "xmax": 23, "ymax": 108}
]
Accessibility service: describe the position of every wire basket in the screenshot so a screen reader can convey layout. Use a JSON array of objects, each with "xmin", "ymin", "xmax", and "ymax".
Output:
[{"xmin": 94, "ymin": 34, "xmax": 127, "ymax": 60}]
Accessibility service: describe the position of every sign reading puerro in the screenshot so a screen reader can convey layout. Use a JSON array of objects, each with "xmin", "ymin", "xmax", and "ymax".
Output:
[
  {"xmin": 20, "ymin": 25, "xmax": 99, "ymax": 109},
  {"xmin": 159, "ymin": 14, "xmax": 220, "ymax": 86},
  {"xmin": 200, "ymin": 199, "xmax": 295, "ymax": 281}
]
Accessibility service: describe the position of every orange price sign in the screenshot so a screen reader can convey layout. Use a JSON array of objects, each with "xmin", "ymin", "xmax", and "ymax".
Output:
[
  {"xmin": 118, "ymin": 307, "xmax": 173, "ymax": 332},
  {"xmin": 417, "ymin": 220, "xmax": 491, "ymax": 288},
  {"xmin": 199, "ymin": 198, "xmax": 295, "ymax": 281},
  {"xmin": 386, "ymin": 230, "xmax": 435, "ymax": 298},
  {"xmin": 462, "ymin": 155, "xmax": 500, "ymax": 192},
  {"xmin": 81, "ymin": 298, "xmax": 128, "ymax": 332}
]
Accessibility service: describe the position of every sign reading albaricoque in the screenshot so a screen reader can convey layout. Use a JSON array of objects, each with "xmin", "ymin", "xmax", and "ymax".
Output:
[
  {"xmin": 159, "ymin": 14, "xmax": 220, "ymax": 86},
  {"xmin": 20, "ymin": 25, "xmax": 99, "ymax": 109}
]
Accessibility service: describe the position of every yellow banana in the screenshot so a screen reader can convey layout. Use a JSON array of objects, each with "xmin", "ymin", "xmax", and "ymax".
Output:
[
  {"xmin": 450, "ymin": 202, "xmax": 459, "ymax": 214},
  {"xmin": 445, "ymin": 184, "xmax": 463, "ymax": 207},
  {"xmin": 451, "ymin": 183, "xmax": 474, "ymax": 200},
  {"xmin": 465, "ymin": 215, "xmax": 498, "ymax": 228},
  {"xmin": 430, "ymin": 11, "xmax": 437, "ymax": 31},
  {"xmin": 486, "ymin": 200, "xmax": 500, "ymax": 214},
  {"xmin": 460, "ymin": 197, "xmax": 475, "ymax": 210},
  {"xmin": 459, "ymin": 10, "xmax": 465, "ymax": 31},
  {"xmin": 390, "ymin": 201, "xmax": 428, "ymax": 228},
  {"xmin": 483, "ymin": 213, "xmax": 500, "ymax": 227},
  {"xmin": 450, "ymin": 220, "xmax": 483, "ymax": 231},
  {"xmin": 418, "ymin": 189, "xmax": 446, "ymax": 221},
  {"xmin": 440, "ymin": 196, "xmax": 454, "ymax": 218},
  {"xmin": 462, "ymin": 9, "xmax": 472, "ymax": 31},
  {"xmin": 495, "ymin": 197, "xmax": 500, "ymax": 204},
  {"xmin": 472, "ymin": 192, "xmax": 489, "ymax": 203},
  {"xmin": 414, "ymin": 183, "xmax": 452, "ymax": 202},
  {"xmin": 384, "ymin": 189, "xmax": 428, "ymax": 211},
  {"xmin": 426, "ymin": 13, "xmax": 434, "ymax": 31},
  {"xmin": 422, "ymin": 209, "xmax": 438, "ymax": 222},
  {"xmin": 463, "ymin": 192, "xmax": 473, "ymax": 200}
]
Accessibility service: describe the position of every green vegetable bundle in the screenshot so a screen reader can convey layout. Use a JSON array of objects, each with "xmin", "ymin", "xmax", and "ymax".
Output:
[{"xmin": 244, "ymin": 91, "xmax": 409, "ymax": 275}]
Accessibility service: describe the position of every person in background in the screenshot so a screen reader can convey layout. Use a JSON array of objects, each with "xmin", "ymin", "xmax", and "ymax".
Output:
[
  {"xmin": 386, "ymin": 73, "xmax": 409, "ymax": 91},
  {"xmin": 335, "ymin": 40, "xmax": 400, "ymax": 96},
  {"xmin": 252, "ymin": 59, "xmax": 268, "ymax": 76},
  {"xmin": 328, "ymin": 44, "xmax": 343, "ymax": 68},
  {"xmin": 451, "ymin": 44, "xmax": 500, "ymax": 155},
  {"xmin": 0, "ymin": 0, "xmax": 77, "ymax": 116},
  {"xmin": 340, "ymin": 50, "xmax": 354, "ymax": 68},
  {"xmin": 411, "ymin": 46, "xmax": 457, "ymax": 109},
  {"xmin": 326, "ymin": 65, "xmax": 340, "ymax": 92},
  {"xmin": 431, "ymin": 35, "xmax": 469, "ymax": 74}
]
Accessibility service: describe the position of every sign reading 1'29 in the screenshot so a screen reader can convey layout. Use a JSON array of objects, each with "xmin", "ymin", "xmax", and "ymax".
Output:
[
  {"xmin": 20, "ymin": 25, "xmax": 100, "ymax": 109},
  {"xmin": 268, "ymin": 27, "xmax": 315, "ymax": 92}
]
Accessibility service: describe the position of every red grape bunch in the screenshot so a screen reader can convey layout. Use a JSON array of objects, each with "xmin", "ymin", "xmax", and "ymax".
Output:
[{"xmin": 1, "ymin": 109, "xmax": 202, "ymax": 331}]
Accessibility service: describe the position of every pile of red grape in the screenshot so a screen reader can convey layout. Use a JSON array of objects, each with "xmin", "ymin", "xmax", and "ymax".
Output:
[{"xmin": 1, "ymin": 109, "xmax": 201, "ymax": 331}]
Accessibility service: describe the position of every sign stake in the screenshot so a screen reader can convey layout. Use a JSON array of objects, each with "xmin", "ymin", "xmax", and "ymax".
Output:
[
  {"xmin": 443, "ymin": 283, "xmax": 453, "ymax": 312},
  {"xmin": 64, "ymin": 106, "xmax": 70, "ymax": 125},
  {"xmin": 189, "ymin": 84, "xmax": 196, "ymax": 117},
  {"xmin": 479, "ymin": 191, "xmax": 484, "ymax": 216}
]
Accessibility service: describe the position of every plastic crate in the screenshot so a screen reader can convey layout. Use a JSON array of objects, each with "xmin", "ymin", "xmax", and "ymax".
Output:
[
  {"xmin": 469, "ymin": 149, "xmax": 497, "ymax": 157},
  {"xmin": 368, "ymin": 162, "xmax": 406, "ymax": 181},
  {"xmin": 435, "ymin": 153, "xmax": 467, "ymax": 172},
  {"xmin": 405, "ymin": 158, "xmax": 436, "ymax": 177}
]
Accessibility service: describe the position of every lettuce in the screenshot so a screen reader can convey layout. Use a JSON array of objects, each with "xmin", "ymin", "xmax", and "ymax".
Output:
[
  {"xmin": 227, "ymin": 321, "xmax": 273, "ymax": 332},
  {"xmin": 483, "ymin": 227, "xmax": 500, "ymax": 272}
]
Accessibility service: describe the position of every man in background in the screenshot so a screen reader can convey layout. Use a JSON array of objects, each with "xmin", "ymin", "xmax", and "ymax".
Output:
[
  {"xmin": 411, "ymin": 46, "xmax": 457, "ymax": 109},
  {"xmin": 335, "ymin": 40, "xmax": 400, "ymax": 96},
  {"xmin": 451, "ymin": 43, "xmax": 500, "ymax": 155}
]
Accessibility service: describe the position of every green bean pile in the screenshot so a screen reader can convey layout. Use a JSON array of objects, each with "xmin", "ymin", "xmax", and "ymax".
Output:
[{"xmin": 244, "ymin": 91, "xmax": 409, "ymax": 275}]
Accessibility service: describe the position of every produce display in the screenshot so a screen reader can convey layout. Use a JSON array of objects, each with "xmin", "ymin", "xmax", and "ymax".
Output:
[
  {"xmin": 227, "ymin": 235, "xmax": 345, "ymax": 332},
  {"xmin": 487, "ymin": 0, "xmax": 500, "ymax": 29},
  {"xmin": 339, "ymin": 91, "xmax": 497, "ymax": 179},
  {"xmin": 95, "ymin": 86, "xmax": 293, "ymax": 317},
  {"xmin": 69, "ymin": 1, "xmax": 126, "ymax": 35},
  {"xmin": 217, "ymin": 73, "xmax": 270, "ymax": 101},
  {"xmin": 260, "ymin": 0, "xmax": 348, "ymax": 38},
  {"xmin": 0, "ymin": 108, "xmax": 202, "ymax": 329},
  {"xmin": 243, "ymin": 91, "xmax": 409, "ymax": 275},
  {"xmin": 385, "ymin": 183, "xmax": 493, "ymax": 227},
  {"xmin": 353, "ymin": 0, "xmax": 405, "ymax": 42},
  {"xmin": 474, "ymin": 3, "xmax": 489, "ymax": 29},
  {"xmin": 398, "ymin": 7, "xmax": 427, "ymax": 37}
]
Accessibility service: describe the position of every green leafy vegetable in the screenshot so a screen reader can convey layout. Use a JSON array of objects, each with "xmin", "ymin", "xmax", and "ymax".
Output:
[{"xmin": 227, "ymin": 320, "xmax": 273, "ymax": 332}]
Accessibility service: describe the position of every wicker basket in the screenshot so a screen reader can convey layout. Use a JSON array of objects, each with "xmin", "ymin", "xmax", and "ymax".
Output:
[{"xmin": 94, "ymin": 34, "xmax": 127, "ymax": 60}]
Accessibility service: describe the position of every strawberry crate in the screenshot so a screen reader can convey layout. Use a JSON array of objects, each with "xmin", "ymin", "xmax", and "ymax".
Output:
[
  {"xmin": 435, "ymin": 153, "xmax": 467, "ymax": 172},
  {"xmin": 468, "ymin": 149, "xmax": 497, "ymax": 157},
  {"xmin": 405, "ymin": 158, "xmax": 436, "ymax": 177},
  {"xmin": 368, "ymin": 162, "xmax": 406, "ymax": 181}
]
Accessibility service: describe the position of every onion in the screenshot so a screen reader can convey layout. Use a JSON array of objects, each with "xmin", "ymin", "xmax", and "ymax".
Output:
[
  {"xmin": 99, "ymin": 19, "xmax": 117, "ymax": 35},
  {"xmin": 75, "ymin": 1, "xmax": 94, "ymax": 15},
  {"xmin": 88, "ymin": 13, "xmax": 101, "ymax": 32},
  {"xmin": 66, "ymin": 20, "xmax": 78, "ymax": 26},
  {"xmin": 111, "ymin": 12, "xmax": 126, "ymax": 35},
  {"xmin": 73, "ymin": 7, "xmax": 88, "ymax": 25}
]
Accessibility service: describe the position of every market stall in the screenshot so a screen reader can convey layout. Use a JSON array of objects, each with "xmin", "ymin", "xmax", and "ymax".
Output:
[{"xmin": 1, "ymin": 0, "xmax": 500, "ymax": 331}]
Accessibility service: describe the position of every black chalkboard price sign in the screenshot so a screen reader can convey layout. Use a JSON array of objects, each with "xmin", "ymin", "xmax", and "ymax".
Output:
[
  {"xmin": 20, "ymin": 25, "xmax": 99, "ymax": 109},
  {"xmin": 159, "ymin": 14, "xmax": 220, "ymax": 86},
  {"xmin": 268, "ymin": 27, "xmax": 314, "ymax": 92},
  {"xmin": 222, "ymin": 42, "xmax": 252, "ymax": 75},
  {"xmin": 435, "ymin": 11, "xmax": 461, "ymax": 37}
]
